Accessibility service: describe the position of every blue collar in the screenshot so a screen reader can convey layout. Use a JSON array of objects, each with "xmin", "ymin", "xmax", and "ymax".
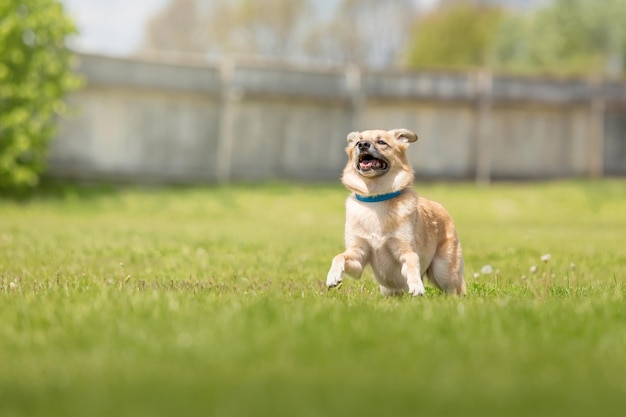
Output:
[{"xmin": 355, "ymin": 190, "xmax": 403, "ymax": 203}]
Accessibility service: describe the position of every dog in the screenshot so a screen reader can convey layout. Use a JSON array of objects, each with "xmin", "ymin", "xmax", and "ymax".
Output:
[{"xmin": 326, "ymin": 128, "xmax": 466, "ymax": 296}]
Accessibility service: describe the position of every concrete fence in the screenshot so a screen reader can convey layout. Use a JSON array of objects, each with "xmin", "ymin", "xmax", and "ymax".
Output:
[{"xmin": 49, "ymin": 53, "xmax": 626, "ymax": 184}]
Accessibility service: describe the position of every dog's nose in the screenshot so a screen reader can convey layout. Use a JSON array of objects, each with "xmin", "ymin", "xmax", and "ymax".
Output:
[{"xmin": 357, "ymin": 141, "xmax": 371, "ymax": 150}]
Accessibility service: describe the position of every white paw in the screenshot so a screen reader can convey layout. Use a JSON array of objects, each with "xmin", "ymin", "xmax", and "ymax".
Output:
[
  {"xmin": 326, "ymin": 272, "xmax": 343, "ymax": 289},
  {"xmin": 408, "ymin": 282, "xmax": 425, "ymax": 297}
]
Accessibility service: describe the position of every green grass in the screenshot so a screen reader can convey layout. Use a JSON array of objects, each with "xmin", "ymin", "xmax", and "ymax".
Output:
[{"xmin": 1, "ymin": 180, "xmax": 625, "ymax": 417}]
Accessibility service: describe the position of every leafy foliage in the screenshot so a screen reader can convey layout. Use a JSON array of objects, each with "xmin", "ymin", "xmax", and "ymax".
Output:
[
  {"xmin": 0, "ymin": 0, "xmax": 81, "ymax": 192},
  {"xmin": 404, "ymin": 3, "xmax": 505, "ymax": 70},
  {"xmin": 493, "ymin": 0, "xmax": 626, "ymax": 76},
  {"xmin": 406, "ymin": 0, "xmax": 626, "ymax": 77}
]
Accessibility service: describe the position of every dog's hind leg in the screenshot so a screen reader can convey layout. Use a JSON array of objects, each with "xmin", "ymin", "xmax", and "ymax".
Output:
[{"xmin": 426, "ymin": 242, "xmax": 466, "ymax": 295}]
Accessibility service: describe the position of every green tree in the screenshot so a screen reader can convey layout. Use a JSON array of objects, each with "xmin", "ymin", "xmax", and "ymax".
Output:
[
  {"xmin": 0, "ymin": 0, "xmax": 81, "ymax": 192},
  {"xmin": 404, "ymin": 3, "xmax": 505, "ymax": 70},
  {"xmin": 494, "ymin": 0, "xmax": 626, "ymax": 76}
]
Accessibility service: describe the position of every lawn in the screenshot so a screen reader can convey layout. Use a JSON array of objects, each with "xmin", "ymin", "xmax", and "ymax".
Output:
[{"xmin": 1, "ymin": 180, "xmax": 625, "ymax": 417}]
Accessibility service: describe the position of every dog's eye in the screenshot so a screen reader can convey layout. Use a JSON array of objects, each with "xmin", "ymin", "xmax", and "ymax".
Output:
[{"xmin": 377, "ymin": 140, "xmax": 387, "ymax": 146}]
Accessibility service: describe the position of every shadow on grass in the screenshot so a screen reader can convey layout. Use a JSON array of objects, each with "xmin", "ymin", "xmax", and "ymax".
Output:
[
  {"xmin": 0, "ymin": 177, "xmax": 344, "ymax": 204},
  {"xmin": 0, "ymin": 178, "xmax": 122, "ymax": 202}
]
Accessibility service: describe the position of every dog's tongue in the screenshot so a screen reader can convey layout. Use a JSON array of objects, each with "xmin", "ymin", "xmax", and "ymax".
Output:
[
  {"xmin": 360, "ymin": 160, "xmax": 375, "ymax": 169},
  {"xmin": 360, "ymin": 159, "xmax": 384, "ymax": 170}
]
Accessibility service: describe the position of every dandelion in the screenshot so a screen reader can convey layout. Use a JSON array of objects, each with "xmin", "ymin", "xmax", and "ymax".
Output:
[
  {"xmin": 473, "ymin": 272, "xmax": 480, "ymax": 279},
  {"xmin": 530, "ymin": 265, "xmax": 538, "ymax": 274},
  {"xmin": 480, "ymin": 265, "xmax": 494, "ymax": 275},
  {"xmin": 480, "ymin": 265, "xmax": 493, "ymax": 275},
  {"xmin": 541, "ymin": 253, "xmax": 551, "ymax": 263},
  {"xmin": 569, "ymin": 263, "xmax": 576, "ymax": 271},
  {"xmin": 9, "ymin": 281, "xmax": 16, "ymax": 290}
]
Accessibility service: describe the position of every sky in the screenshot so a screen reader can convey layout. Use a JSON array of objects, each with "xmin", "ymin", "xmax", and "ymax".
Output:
[
  {"xmin": 59, "ymin": 0, "xmax": 170, "ymax": 55},
  {"xmin": 58, "ymin": 0, "xmax": 439, "ymax": 56}
]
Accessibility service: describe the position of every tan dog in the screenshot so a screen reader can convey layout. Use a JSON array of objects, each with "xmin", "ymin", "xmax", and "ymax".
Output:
[{"xmin": 326, "ymin": 128, "xmax": 466, "ymax": 296}]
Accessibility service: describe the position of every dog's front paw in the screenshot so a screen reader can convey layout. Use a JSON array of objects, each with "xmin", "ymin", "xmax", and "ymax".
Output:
[
  {"xmin": 326, "ymin": 272, "xmax": 343, "ymax": 289},
  {"xmin": 408, "ymin": 282, "xmax": 425, "ymax": 297}
]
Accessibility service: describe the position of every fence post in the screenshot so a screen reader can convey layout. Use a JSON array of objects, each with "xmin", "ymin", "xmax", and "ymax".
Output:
[
  {"xmin": 475, "ymin": 68, "xmax": 494, "ymax": 186},
  {"xmin": 588, "ymin": 78, "xmax": 605, "ymax": 178},
  {"xmin": 216, "ymin": 58, "xmax": 239, "ymax": 182},
  {"xmin": 346, "ymin": 65, "xmax": 365, "ymax": 131}
]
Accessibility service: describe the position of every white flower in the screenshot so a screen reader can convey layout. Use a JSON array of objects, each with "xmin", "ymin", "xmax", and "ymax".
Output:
[
  {"xmin": 9, "ymin": 281, "xmax": 16, "ymax": 290},
  {"xmin": 569, "ymin": 263, "xmax": 576, "ymax": 271},
  {"xmin": 473, "ymin": 272, "xmax": 480, "ymax": 279},
  {"xmin": 541, "ymin": 253, "xmax": 551, "ymax": 263},
  {"xmin": 530, "ymin": 265, "xmax": 538, "ymax": 274},
  {"xmin": 480, "ymin": 265, "xmax": 494, "ymax": 274}
]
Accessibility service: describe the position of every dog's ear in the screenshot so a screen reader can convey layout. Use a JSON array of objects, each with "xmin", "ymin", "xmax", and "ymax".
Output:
[
  {"xmin": 346, "ymin": 131, "xmax": 360, "ymax": 144},
  {"xmin": 389, "ymin": 129, "xmax": 418, "ymax": 144}
]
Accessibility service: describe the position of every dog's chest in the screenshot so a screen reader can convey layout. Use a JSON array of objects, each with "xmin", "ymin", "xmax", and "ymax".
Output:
[{"xmin": 346, "ymin": 202, "xmax": 395, "ymax": 249}]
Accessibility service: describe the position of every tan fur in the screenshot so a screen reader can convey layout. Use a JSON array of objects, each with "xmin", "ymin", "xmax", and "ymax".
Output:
[{"xmin": 326, "ymin": 129, "xmax": 466, "ymax": 296}]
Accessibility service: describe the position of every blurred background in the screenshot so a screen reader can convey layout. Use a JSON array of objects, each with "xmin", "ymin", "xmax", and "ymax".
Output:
[
  {"xmin": 59, "ymin": 0, "xmax": 623, "ymax": 75},
  {"xmin": 2, "ymin": 0, "xmax": 626, "ymax": 191}
]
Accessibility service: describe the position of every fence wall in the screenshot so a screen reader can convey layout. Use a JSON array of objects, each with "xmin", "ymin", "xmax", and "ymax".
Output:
[{"xmin": 49, "ymin": 54, "xmax": 626, "ymax": 183}]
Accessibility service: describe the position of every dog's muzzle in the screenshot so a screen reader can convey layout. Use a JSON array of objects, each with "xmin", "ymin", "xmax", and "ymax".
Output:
[{"xmin": 355, "ymin": 142, "xmax": 389, "ymax": 175}]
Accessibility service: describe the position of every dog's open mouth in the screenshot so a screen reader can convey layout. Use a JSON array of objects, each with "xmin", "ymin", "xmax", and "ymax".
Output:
[{"xmin": 358, "ymin": 154, "xmax": 388, "ymax": 172}]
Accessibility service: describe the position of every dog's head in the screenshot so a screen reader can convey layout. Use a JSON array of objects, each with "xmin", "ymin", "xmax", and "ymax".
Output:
[{"xmin": 342, "ymin": 129, "xmax": 418, "ymax": 195}]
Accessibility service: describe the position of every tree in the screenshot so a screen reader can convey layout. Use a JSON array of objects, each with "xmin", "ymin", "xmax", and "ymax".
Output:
[
  {"xmin": 142, "ymin": 0, "xmax": 417, "ymax": 68},
  {"xmin": 302, "ymin": 0, "xmax": 416, "ymax": 68},
  {"xmin": 494, "ymin": 0, "xmax": 626, "ymax": 77},
  {"xmin": 143, "ymin": 0, "xmax": 207, "ymax": 55},
  {"xmin": 0, "ymin": 0, "xmax": 81, "ymax": 192},
  {"xmin": 404, "ymin": 2, "xmax": 505, "ymax": 70},
  {"xmin": 404, "ymin": 0, "xmax": 626, "ymax": 77},
  {"xmin": 143, "ymin": 0, "xmax": 311, "ymax": 61}
]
